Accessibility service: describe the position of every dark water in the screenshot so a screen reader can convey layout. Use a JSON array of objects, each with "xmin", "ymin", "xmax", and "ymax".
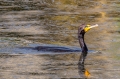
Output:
[{"xmin": 0, "ymin": 0, "xmax": 120, "ymax": 79}]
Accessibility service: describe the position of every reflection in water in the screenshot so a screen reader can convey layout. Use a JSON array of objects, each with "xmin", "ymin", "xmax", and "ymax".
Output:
[
  {"xmin": 0, "ymin": 0, "xmax": 120, "ymax": 79},
  {"xmin": 78, "ymin": 59, "xmax": 90, "ymax": 78}
]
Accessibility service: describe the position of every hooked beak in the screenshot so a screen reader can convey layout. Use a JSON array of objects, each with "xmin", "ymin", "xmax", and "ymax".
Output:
[{"xmin": 89, "ymin": 24, "xmax": 98, "ymax": 29}]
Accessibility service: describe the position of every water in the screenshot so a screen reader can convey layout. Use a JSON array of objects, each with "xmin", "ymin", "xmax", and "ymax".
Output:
[{"xmin": 0, "ymin": 0, "xmax": 120, "ymax": 79}]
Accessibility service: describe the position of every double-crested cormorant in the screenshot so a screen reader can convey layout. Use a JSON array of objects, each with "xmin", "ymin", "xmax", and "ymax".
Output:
[
  {"xmin": 78, "ymin": 24, "xmax": 98, "ymax": 64},
  {"xmin": 78, "ymin": 24, "xmax": 98, "ymax": 77}
]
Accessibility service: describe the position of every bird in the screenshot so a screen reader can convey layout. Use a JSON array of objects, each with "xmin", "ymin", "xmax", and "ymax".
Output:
[
  {"xmin": 78, "ymin": 24, "xmax": 98, "ymax": 77},
  {"xmin": 78, "ymin": 24, "xmax": 98, "ymax": 64}
]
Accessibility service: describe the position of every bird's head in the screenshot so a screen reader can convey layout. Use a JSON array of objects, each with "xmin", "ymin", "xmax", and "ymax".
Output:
[
  {"xmin": 84, "ymin": 24, "xmax": 98, "ymax": 32},
  {"xmin": 79, "ymin": 24, "xmax": 98, "ymax": 34}
]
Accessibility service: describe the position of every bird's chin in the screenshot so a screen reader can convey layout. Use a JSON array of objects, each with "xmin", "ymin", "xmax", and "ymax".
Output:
[{"xmin": 84, "ymin": 28, "xmax": 90, "ymax": 32}]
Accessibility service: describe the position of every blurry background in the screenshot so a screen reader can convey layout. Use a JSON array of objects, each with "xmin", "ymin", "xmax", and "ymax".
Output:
[{"xmin": 0, "ymin": 0, "xmax": 120, "ymax": 79}]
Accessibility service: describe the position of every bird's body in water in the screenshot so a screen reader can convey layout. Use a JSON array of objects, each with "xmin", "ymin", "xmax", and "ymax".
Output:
[
  {"xmin": 78, "ymin": 24, "xmax": 98, "ymax": 77},
  {"xmin": 19, "ymin": 24, "xmax": 98, "ymax": 78}
]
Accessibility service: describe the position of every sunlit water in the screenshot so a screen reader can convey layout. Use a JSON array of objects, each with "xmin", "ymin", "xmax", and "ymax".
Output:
[{"xmin": 0, "ymin": 0, "xmax": 120, "ymax": 79}]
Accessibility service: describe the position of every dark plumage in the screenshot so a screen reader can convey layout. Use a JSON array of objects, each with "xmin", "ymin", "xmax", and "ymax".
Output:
[
  {"xmin": 78, "ymin": 24, "xmax": 98, "ymax": 77},
  {"xmin": 78, "ymin": 24, "xmax": 98, "ymax": 64}
]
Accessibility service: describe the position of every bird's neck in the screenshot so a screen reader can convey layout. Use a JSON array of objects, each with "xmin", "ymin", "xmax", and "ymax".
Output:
[{"xmin": 78, "ymin": 34, "xmax": 88, "ymax": 52}]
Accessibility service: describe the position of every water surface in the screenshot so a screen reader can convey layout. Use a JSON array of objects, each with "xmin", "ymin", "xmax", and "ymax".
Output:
[{"xmin": 0, "ymin": 0, "xmax": 120, "ymax": 79}]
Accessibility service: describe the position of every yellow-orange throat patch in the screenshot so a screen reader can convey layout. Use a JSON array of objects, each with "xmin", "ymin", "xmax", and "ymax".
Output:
[{"xmin": 84, "ymin": 27, "xmax": 91, "ymax": 32}]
